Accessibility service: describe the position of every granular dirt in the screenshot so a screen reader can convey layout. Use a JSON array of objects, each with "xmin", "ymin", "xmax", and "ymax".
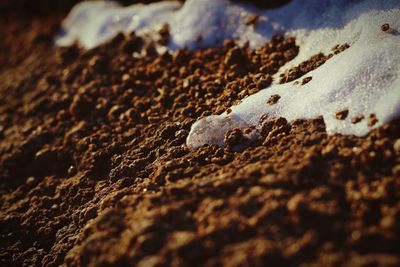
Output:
[{"xmin": 0, "ymin": 1, "xmax": 399, "ymax": 267}]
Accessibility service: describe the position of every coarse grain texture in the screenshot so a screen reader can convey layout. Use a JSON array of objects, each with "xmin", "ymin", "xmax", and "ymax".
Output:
[{"xmin": 0, "ymin": 0, "xmax": 399, "ymax": 267}]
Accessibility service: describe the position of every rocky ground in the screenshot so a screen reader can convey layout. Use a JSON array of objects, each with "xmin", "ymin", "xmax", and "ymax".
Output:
[{"xmin": 0, "ymin": 1, "xmax": 399, "ymax": 266}]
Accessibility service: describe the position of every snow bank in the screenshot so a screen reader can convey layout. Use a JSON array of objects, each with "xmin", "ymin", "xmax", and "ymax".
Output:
[{"xmin": 57, "ymin": 0, "xmax": 400, "ymax": 148}]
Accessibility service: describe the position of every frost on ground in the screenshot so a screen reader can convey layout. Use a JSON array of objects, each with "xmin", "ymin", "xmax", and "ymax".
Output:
[{"xmin": 57, "ymin": 0, "xmax": 400, "ymax": 148}]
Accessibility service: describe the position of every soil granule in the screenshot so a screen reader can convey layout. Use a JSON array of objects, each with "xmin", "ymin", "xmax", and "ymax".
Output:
[{"xmin": 0, "ymin": 1, "xmax": 399, "ymax": 267}]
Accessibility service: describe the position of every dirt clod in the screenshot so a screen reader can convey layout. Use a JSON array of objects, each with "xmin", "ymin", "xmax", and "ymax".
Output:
[
  {"xmin": 267, "ymin": 94, "xmax": 281, "ymax": 105},
  {"xmin": 381, "ymin": 23, "xmax": 390, "ymax": 32},
  {"xmin": 335, "ymin": 109, "xmax": 349, "ymax": 120},
  {"xmin": 301, "ymin": 76, "xmax": 312, "ymax": 85},
  {"xmin": 368, "ymin": 113, "xmax": 378, "ymax": 127},
  {"xmin": 352, "ymin": 115, "xmax": 364, "ymax": 124},
  {"xmin": 245, "ymin": 14, "xmax": 259, "ymax": 26}
]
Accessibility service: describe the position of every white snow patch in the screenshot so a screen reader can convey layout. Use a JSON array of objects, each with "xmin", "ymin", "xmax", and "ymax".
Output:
[
  {"xmin": 55, "ymin": 1, "xmax": 180, "ymax": 48},
  {"xmin": 56, "ymin": 0, "xmax": 400, "ymax": 148}
]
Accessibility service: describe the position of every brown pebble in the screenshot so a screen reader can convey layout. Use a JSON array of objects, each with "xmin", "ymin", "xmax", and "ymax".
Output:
[
  {"xmin": 351, "ymin": 115, "xmax": 364, "ymax": 124},
  {"xmin": 332, "ymin": 43, "xmax": 350, "ymax": 54},
  {"xmin": 287, "ymin": 194, "xmax": 306, "ymax": 212},
  {"xmin": 245, "ymin": 14, "xmax": 259, "ymax": 26},
  {"xmin": 368, "ymin": 113, "xmax": 378, "ymax": 127},
  {"xmin": 301, "ymin": 76, "xmax": 312, "ymax": 85},
  {"xmin": 256, "ymin": 75, "xmax": 272, "ymax": 89},
  {"xmin": 26, "ymin": 176, "xmax": 36, "ymax": 185},
  {"xmin": 89, "ymin": 55, "xmax": 108, "ymax": 72},
  {"xmin": 335, "ymin": 109, "xmax": 349, "ymax": 120},
  {"xmin": 244, "ymin": 128, "xmax": 252, "ymax": 134},
  {"xmin": 267, "ymin": 94, "xmax": 281, "ymax": 105},
  {"xmin": 224, "ymin": 47, "xmax": 245, "ymax": 65},
  {"xmin": 393, "ymin": 139, "xmax": 400, "ymax": 155},
  {"xmin": 381, "ymin": 23, "xmax": 390, "ymax": 32},
  {"xmin": 122, "ymin": 74, "xmax": 130, "ymax": 81},
  {"xmin": 392, "ymin": 165, "xmax": 400, "ymax": 176},
  {"xmin": 68, "ymin": 166, "xmax": 76, "ymax": 176},
  {"xmin": 224, "ymin": 128, "xmax": 244, "ymax": 148}
]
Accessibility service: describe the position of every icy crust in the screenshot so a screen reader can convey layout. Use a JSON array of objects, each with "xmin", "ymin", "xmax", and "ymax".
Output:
[{"xmin": 57, "ymin": 0, "xmax": 400, "ymax": 148}]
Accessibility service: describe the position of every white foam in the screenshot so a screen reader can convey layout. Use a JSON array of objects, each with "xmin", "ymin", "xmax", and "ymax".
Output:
[{"xmin": 57, "ymin": 0, "xmax": 400, "ymax": 148}]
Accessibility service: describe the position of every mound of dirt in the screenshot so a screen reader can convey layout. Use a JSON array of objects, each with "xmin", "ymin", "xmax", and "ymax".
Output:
[{"xmin": 0, "ymin": 1, "xmax": 399, "ymax": 266}]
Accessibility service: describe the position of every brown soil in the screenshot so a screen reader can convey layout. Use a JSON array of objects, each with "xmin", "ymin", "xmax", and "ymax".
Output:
[
  {"xmin": 1, "ymin": 1, "xmax": 399, "ymax": 267},
  {"xmin": 279, "ymin": 44, "xmax": 349, "ymax": 84}
]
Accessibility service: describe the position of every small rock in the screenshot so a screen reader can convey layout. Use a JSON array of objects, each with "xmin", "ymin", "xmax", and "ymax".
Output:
[
  {"xmin": 26, "ymin": 176, "xmax": 36, "ymax": 186},
  {"xmin": 351, "ymin": 115, "xmax": 364, "ymax": 124},
  {"xmin": 287, "ymin": 194, "xmax": 306, "ymax": 212},
  {"xmin": 335, "ymin": 109, "xmax": 349, "ymax": 120},
  {"xmin": 107, "ymin": 105, "xmax": 124, "ymax": 120},
  {"xmin": 256, "ymin": 75, "xmax": 272, "ymax": 89},
  {"xmin": 368, "ymin": 113, "xmax": 378, "ymax": 127},
  {"xmin": 224, "ymin": 47, "xmax": 245, "ymax": 65},
  {"xmin": 224, "ymin": 128, "xmax": 245, "ymax": 148},
  {"xmin": 380, "ymin": 215, "xmax": 394, "ymax": 229},
  {"xmin": 394, "ymin": 139, "xmax": 400, "ymax": 155},
  {"xmin": 381, "ymin": 23, "xmax": 390, "ymax": 32},
  {"xmin": 89, "ymin": 55, "xmax": 108, "ymax": 72},
  {"xmin": 245, "ymin": 14, "xmax": 259, "ymax": 26},
  {"xmin": 392, "ymin": 165, "xmax": 400, "ymax": 176},
  {"xmin": 68, "ymin": 166, "xmax": 77, "ymax": 176},
  {"xmin": 301, "ymin": 76, "xmax": 312, "ymax": 85},
  {"xmin": 267, "ymin": 94, "xmax": 281, "ymax": 105}
]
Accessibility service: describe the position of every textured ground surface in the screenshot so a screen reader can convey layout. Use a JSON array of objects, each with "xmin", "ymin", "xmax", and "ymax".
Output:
[{"xmin": 0, "ymin": 1, "xmax": 399, "ymax": 266}]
